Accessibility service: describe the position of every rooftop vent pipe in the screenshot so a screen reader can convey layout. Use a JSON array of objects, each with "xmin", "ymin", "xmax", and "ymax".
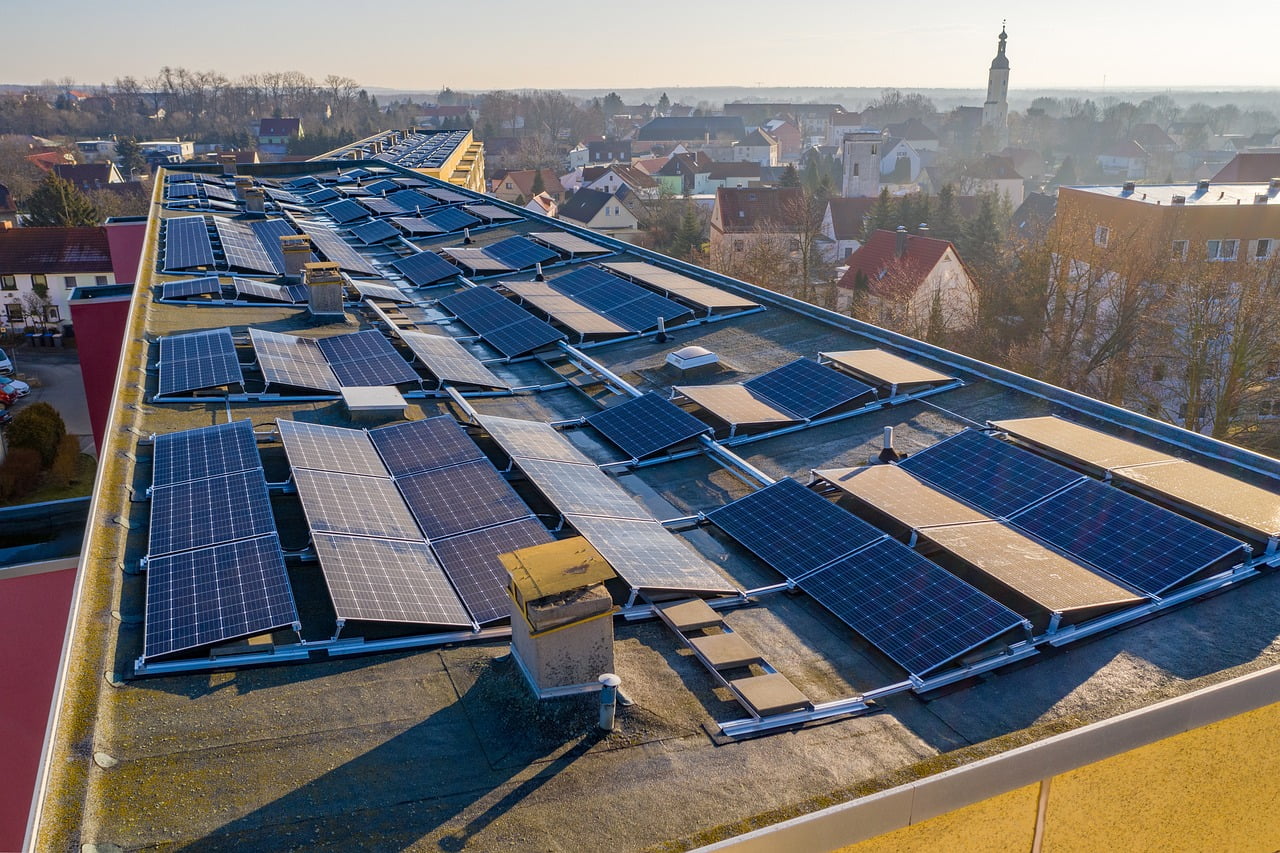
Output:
[
  {"xmin": 534, "ymin": 263, "xmax": 544, "ymax": 281},
  {"xmin": 1122, "ymin": 181, "xmax": 1136, "ymax": 193},
  {"xmin": 878, "ymin": 425, "xmax": 901, "ymax": 463},
  {"xmin": 463, "ymin": 228, "xmax": 473, "ymax": 244},
  {"xmin": 1197, "ymin": 179, "xmax": 1211, "ymax": 192},
  {"xmin": 895, "ymin": 225, "xmax": 908, "ymax": 257}
]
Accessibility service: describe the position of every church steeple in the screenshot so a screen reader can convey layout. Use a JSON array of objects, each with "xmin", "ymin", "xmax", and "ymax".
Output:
[
  {"xmin": 982, "ymin": 22, "xmax": 1010, "ymax": 151},
  {"xmin": 991, "ymin": 23, "xmax": 1009, "ymax": 70}
]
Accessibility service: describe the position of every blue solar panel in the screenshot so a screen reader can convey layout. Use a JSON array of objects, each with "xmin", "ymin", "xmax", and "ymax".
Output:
[
  {"xmin": 798, "ymin": 539, "xmax": 1025, "ymax": 676},
  {"xmin": 317, "ymin": 330, "xmax": 420, "ymax": 387},
  {"xmin": 899, "ymin": 430, "xmax": 1085, "ymax": 519},
  {"xmin": 586, "ymin": 393, "xmax": 711, "ymax": 459},
  {"xmin": 162, "ymin": 276, "xmax": 222, "ymax": 300},
  {"xmin": 743, "ymin": 357, "xmax": 876, "ymax": 420},
  {"xmin": 706, "ymin": 478, "xmax": 886, "ymax": 579},
  {"xmin": 390, "ymin": 251, "xmax": 460, "ymax": 286},
  {"xmin": 1010, "ymin": 478, "xmax": 1248, "ymax": 595},
  {"xmin": 430, "ymin": 517, "xmax": 554, "ymax": 624},
  {"xmin": 148, "ymin": 468, "xmax": 276, "ymax": 557},
  {"xmin": 144, "ymin": 534, "xmax": 297, "ymax": 659},
  {"xmin": 361, "ymin": 179, "xmax": 400, "ymax": 195},
  {"xmin": 548, "ymin": 268, "xmax": 691, "ymax": 332},
  {"xmin": 322, "ymin": 199, "xmax": 371, "ymax": 224},
  {"xmin": 152, "ymin": 420, "xmax": 260, "ymax": 488},
  {"xmin": 423, "ymin": 207, "xmax": 481, "ymax": 233},
  {"xmin": 385, "ymin": 189, "xmax": 439, "ymax": 214},
  {"xmin": 303, "ymin": 227, "xmax": 377, "ymax": 275},
  {"xmin": 305, "ymin": 187, "xmax": 340, "ymax": 204},
  {"xmin": 371, "ymin": 416, "xmax": 486, "ymax": 477},
  {"xmin": 157, "ymin": 329, "xmax": 244, "ymax": 396},
  {"xmin": 351, "ymin": 219, "xmax": 401, "ymax": 245},
  {"xmin": 439, "ymin": 286, "xmax": 565, "ymax": 357},
  {"xmin": 551, "ymin": 266, "xmax": 619, "ymax": 298},
  {"xmin": 163, "ymin": 216, "xmax": 215, "ymax": 270},
  {"xmin": 483, "ymin": 236, "xmax": 559, "ymax": 269},
  {"xmin": 479, "ymin": 318, "xmax": 566, "ymax": 359},
  {"xmin": 213, "ymin": 218, "xmax": 280, "ymax": 275},
  {"xmin": 398, "ymin": 460, "xmax": 532, "ymax": 539},
  {"xmin": 250, "ymin": 218, "xmax": 304, "ymax": 275}
]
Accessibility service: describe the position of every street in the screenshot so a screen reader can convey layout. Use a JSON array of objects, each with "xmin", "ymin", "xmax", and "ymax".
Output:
[{"xmin": 7, "ymin": 343, "xmax": 94, "ymax": 457}]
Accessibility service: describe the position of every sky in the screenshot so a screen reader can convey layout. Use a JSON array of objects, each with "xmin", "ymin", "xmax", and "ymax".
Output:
[{"xmin": 4, "ymin": 0, "xmax": 1278, "ymax": 92}]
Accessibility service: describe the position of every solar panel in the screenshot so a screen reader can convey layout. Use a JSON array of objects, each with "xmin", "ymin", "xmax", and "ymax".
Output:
[
  {"xmin": 249, "ymin": 328, "xmax": 340, "ymax": 392},
  {"xmin": 351, "ymin": 219, "xmax": 400, "ymax": 245},
  {"xmin": 360, "ymin": 179, "xmax": 401, "ymax": 195},
  {"xmin": 423, "ymin": 207, "xmax": 481, "ymax": 233},
  {"xmin": 439, "ymin": 286, "xmax": 565, "ymax": 357},
  {"xmin": 552, "ymin": 266, "xmax": 628, "ymax": 298},
  {"xmin": 288, "ymin": 176, "xmax": 322, "ymax": 190},
  {"xmin": 798, "ymin": 539, "xmax": 1025, "ymax": 677},
  {"xmin": 596, "ymin": 290, "xmax": 692, "ymax": 333},
  {"xmin": 527, "ymin": 231, "xmax": 609, "ymax": 256},
  {"xmin": 144, "ymin": 534, "xmax": 298, "ymax": 659},
  {"xmin": 442, "ymin": 247, "xmax": 514, "ymax": 274},
  {"xmin": 303, "ymin": 227, "xmax": 377, "ymax": 275},
  {"xmin": 152, "ymin": 420, "xmax": 259, "ymax": 488},
  {"xmin": 743, "ymin": 358, "xmax": 875, "ymax": 420},
  {"xmin": 516, "ymin": 457, "xmax": 650, "ymax": 520},
  {"xmin": 370, "ymin": 415, "xmax": 486, "ymax": 477},
  {"xmin": 233, "ymin": 277, "xmax": 304, "ymax": 303},
  {"xmin": 390, "ymin": 251, "xmax": 459, "ymax": 286},
  {"xmin": 398, "ymin": 331, "xmax": 509, "ymax": 389},
  {"xmin": 463, "ymin": 204, "xmax": 523, "ymax": 222},
  {"xmin": 898, "ymin": 430, "xmax": 1085, "ymax": 519},
  {"xmin": 249, "ymin": 218, "xmax": 305, "ymax": 274},
  {"xmin": 163, "ymin": 215, "xmax": 215, "ymax": 270},
  {"xmin": 322, "ymin": 199, "xmax": 370, "ymax": 224},
  {"xmin": 548, "ymin": 268, "xmax": 692, "ymax": 332},
  {"xmin": 430, "ymin": 517, "xmax": 554, "ymax": 624},
  {"xmin": 586, "ymin": 393, "xmax": 711, "ymax": 459},
  {"xmin": 565, "ymin": 514, "xmax": 736, "ymax": 594},
  {"xmin": 305, "ymin": 187, "xmax": 340, "ymax": 204},
  {"xmin": 312, "ymin": 533, "xmax": 471, "ymax": 626},
  {"xmin": 317, "ymin": 330, "xmax": 421, "ymax": 387},
  {"xmin": 166, "ymin": 182, "xmax": 201, "ymax": 200},
  {"xmin": 705, "ymin": 478, "xmax": 886, "ymax": 580},
  {"xmin": 385, "ymin": 189, "xmax": 440, "ymax": 213},
  {"xmin": 601, "ymin": 261, "xmax": 760, "ymax": 312},
  {"xmin": 148, "ymin": 469, "xmax": 276, "ymax": 557},
  {"xmin": 390, "ymin": 216, "xmax": 445, "ymax": 236},
  {"xmin": 355, "ymin": 281, "xmax": 413, "ymax": 303},
  {"xmin": 1010, "ymin": 478, "xmax": 1247, "ymax": 595},
  {"xmin": 213, "ymin": 218, "xmax": 281, "ymax": 275},
  {"xmin": 277, "ymin": 419, "xmax": 388, "ymax": 477},
  {"xmin": 482, "ymin": 318, "xmax": 567, "ymax": 358},
  {"xmin": 398, "ymin": 460, "xmax": 533, "ymax": 539},
  {"xmin": 201, "ymin": 184, "xmax": 239, "ymax": 204},
  {"xmin": 422, "ymin": 188, "xmax": 471, "ymax": 204},
  {"xmin": 358, "ymin": 197, "xmax": 405, "ymax": 216},
  {"xmin": 157, "ymin": 328, "xmax": 244, "ymax": 396},
  {"xmin": 477, "ymin": 414, "xmax": 595, "ymax": 464},
  {"xmin": 484, "ymin": 236, "xmax": 559, "ymax": 270},
  {"xmin": 292, "ymin": 468, "xmax": 423, "ymax": 541},
  {"xmin": 162, "ymin": 276, "xmax": 222, "ymax": 300}
]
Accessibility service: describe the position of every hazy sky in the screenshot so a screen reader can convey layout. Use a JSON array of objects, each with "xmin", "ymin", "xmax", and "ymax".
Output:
[{"xmin": 5, "ymin": 0, "xmax": 1278, "ymax": 91}]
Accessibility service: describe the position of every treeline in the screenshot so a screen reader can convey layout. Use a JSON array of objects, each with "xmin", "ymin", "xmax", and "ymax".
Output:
[{"xmin": 0, "ymin": 403, "xmax": 84, "ymax": 502}]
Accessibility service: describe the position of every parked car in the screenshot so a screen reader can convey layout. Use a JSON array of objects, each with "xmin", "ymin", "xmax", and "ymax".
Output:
[
  {"xmin": 0, "ymin": 410, "xmax": 12, "ymax": 426},
  {"xmin": 0, "ymin": 390, "xmax": 17, "ymax": 408},
  {"xmin": 0, "ymin": 376, "xmax": 29, "ymax": 396},
  {"xmin": 0, "ymin": 349, "xmax": 12, "ymax": 375}
]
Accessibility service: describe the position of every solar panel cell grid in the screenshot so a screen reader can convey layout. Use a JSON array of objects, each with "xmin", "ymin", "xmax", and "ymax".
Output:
[
  {"xmin": 743, "ymin": 358, "xmax": 875, "ymax": 420},
  {"xmin": 304, "ymin": 227, "xmax": 377, "ymax": 275},
  {"xmin": 398, "ymin": 331, "xmax": 509, "ymax": 389},
  {"xmin": 249, "ymin": 218, "xmax": 305, "ymax": 274},
  {"xmin": 423, "ymin": 208, "xmax": 481, "ymax": 233},
  {"xmin": 706, "ymin": 478, "xmax": 886, "ymax": 579},
  {"xmin": 162, "ymin": 276, "xmax": 222, "ymax": 300},
  {"xmin": 516, "ymin": 457, "xmax": 651, "ymax": 520},
  {"xmin": 163, "ymin": 216, "xmax": 216, "ymax": 270},
  {"xmin": 277, "ymin": 419, "xmax": 388, "ymax": 477},
  {"xmin": 158, "ymin": 329, "xmax": 244, "ymax": 396},
  {"xmin": 586, "ymin": 393, "xmax": 711, "ymax": 459},
  {"xmin": 250, "ymin": 329, "xmax": 341, "ymax": 392},
  {"xmin": 477, "ymin": 415, "xmax": 596, "ymax": 465},
  {"xmin": 292, "ymin": 468, "xmax": 424, "ymax": 541},
  {"xmin": 351, "ymin": 219, "xmax": 400, "ymax": 245},
  {"xmin": 430, "ymin": 518, "xmax": 554, "ymax": 624},
  {"xmin": 798, "ymin": 538, "xmax": 1024, "ymax": 676},
  {"xmin": 233, "ymin": 278, "xmax": 297, "ymax": 303},
  {"xmin": 322, "ymin": 199, "xmax": 370, "ymax": 224},
  {"xmin": 371, "ymin": 416, "xmax": 486, "ymax": 477},
  {"xmin": 214, "ymin": 218, "xmax": 281, "ymax": 275},
  {"xmin": 481, "ymin": 318, "xmax": 567, "ymax": 358},
  {"xmin": 148, "ymin": 469, "xmax": 276, "ymax": 557},
  {"xmin": 390, "ymin": 251, "xmax": 460, "ymax": 286},
  {"xmin": 483, "ymin": 236, "xmax": 559, "ymax": 270},
  {"xmin": 152, "ymin": 420, "xmax": 260, "ymax": 488},
  {"xmin": 566, "ymin": 514, "xmax": 736, "ymax": 593},
  {"xmin": 144, "ymin": 534, "xmax": 298, "ymax": 658},
  {"xmin": 312, "ymin": 533, "xmax": 471, "ymax": 626},
  {"xmin": 398, "ymin": 460, "xmax": 533, "ymax": 539}
]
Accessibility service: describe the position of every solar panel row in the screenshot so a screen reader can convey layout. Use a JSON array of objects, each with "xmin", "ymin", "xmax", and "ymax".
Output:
[
  {"xmin": 390, "ymin": 251, "xmax": 460, "ymax": 286},
  {"xmin": 214, "ymin": 218, "xmax": 282, "ymax": 275},
  {"xmin": 163, "ymin": 215, "xmax": 216, "ymax": 270},
  {"xmin": 586, "ymin": 393, "xmax": 711, "ymax": 459},
  {"xmin": 157, "ymin": 328, "xmax": 244, "ymax": 396},
  {"xmin": 438, "ymin": 286, "xmax": 565, "ymax": 358},
  {"xmin": 162, "ymin": 276, "xmax": 222, "ymax": 300},
  {"xmin": 743, "ymin": 357, "xmax": 876, "ymax": 420},
  {"xmin": 398, "ymin": 331, "xmax": 509, "ymax": 389},
  {"xmin": 548, "ymin": 267, "xmax": 691, "ymax": 333}
]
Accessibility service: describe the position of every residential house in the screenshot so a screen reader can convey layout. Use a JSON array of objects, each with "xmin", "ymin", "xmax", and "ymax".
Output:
[
  {"xmin": 257, "ymin": 118, "xmax": 304, "ymax": 156},
  {"xmin": 632, "ymin": 156, "xmax": 670, "ymax": 177},
  {"xmin": 636, "ymin": 116, "xmax": 746, "ymax": 144},
  {"xmin": 139, "ymin": 140, "xmax": 195, "ymax": 160},
  {"xmin": 763, "ymin": 119, "xmax": 803, "ymax": 162},
  {"xmin": 557, "ymin": 187, "xmax": 639, "ymax": 233},
  {"xmin": 52, "ymin": 162, "xmax": 125, "ymax": 192},
  {"xmin": 656, "ymin": 152, "xmax": 714, "ymax": 196},
  {"xmin": 75, "ymin": 140, "xmax": 118, "ymax": 163},
  {"xmin": 885, "ymin": 118, "xmax": 939, "ymax": 152},
  {"xmin": 828, "ymin": 110, "xmax": 868, "ymax": 145},
  {"xmin": 1098, "ymin": 141, "xmax": 1149, "ymax": 180},
  {"xmin": 1213, "ymin": 151, "xmax": 1280, "ymax": 183},
  {"xmin": 414, "ymin": 105, "xmax": 478, "ymax": 128},
  {"xmin": 709, "ymin": 186, "xmax": 804, "ymax": 265},
  {"xmin": 879, "ymin": 137, "xmax": 923, "ymax": 184},
  {"xmin": 584, "ymin": 163, "xmax": 659, "ymax": 200},
  {"xmin": 732, "ymin": 129, "xmax": 780, "ymax": 167},
  {"xmin": 964, "ymin": 154, "xmax": 1025, "ymax": 206},
  {"xmin": 1011, "ymin": 191, "xmax": 1058, "ymax": 242},
  {"xmin": 1001, "ymin": 148, "xmax": 1048, "ymax": 183},
  {"xmin": 837, "ymin": 227, "xmax": 977, "ymax": 331},
  {"xmin": 482, "ymin": 137, "xmax": 523, "ymax": 173},
  {"xmin": 1132, "ymin": 124, "xmax": 1178, "ymax": 155},
  {"xmin": 490, "ymin": 169, "xmax": 565, "ymax": 204},
  {"xmin": 525, "ymin": 191, "xmax": 557, "ymax": 218},
  {"xmin": 706, "ymin": 162, "xmax": 762, "ymax": 191},
  {"xmin": 26, "ymin": 150, "xmax": 76, "ymax": 173},
  {"xmin": 723, "ymin": 103, "xmax": 842, "ymax": 139},
  {"xmin": 0, "ymin": 226, "xmax": 118, "ymax": 328},
  {"xmin": 821, "ymin": 197, "xmax": 877, "ymax": 261}
]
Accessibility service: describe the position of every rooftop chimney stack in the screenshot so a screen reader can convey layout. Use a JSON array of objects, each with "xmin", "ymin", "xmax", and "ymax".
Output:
[
  {"xmin": 895, "ymin": 225, "xmax": 908, "ymax": 258},
  {"xmin": 280, "ymin": 235, "xmax": 311, "ymax": 282},
  {"xmin": 1197, "ymin": 179, "xmax": 1211, "ymax": 193},
  {"xmin": 219, "ymin": 153, "xmax": 237, "ymax": 176},
  {"xmin": 917, "ymin": 222, "xmax": 929, "ymax": 235},
  {"xmin": 243, "ymin": 187, "xmax": 265, "ymax": 214},
  {"xmin": 303, "ymin": 262, "xmax": 346, "ymax": 319}
]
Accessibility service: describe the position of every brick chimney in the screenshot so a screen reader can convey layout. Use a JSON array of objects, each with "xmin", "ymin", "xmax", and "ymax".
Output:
[
  {"xmin": 242, "ymin": 187, "xmax": 265, "ymax": 214},
  {"xmin": 895, "ymin": 224, "xmax": 908, "ymax": 258},
  {"xmin": 280, "ymin": 235, "xmax": 311, "ymax": 282},
  {"xmin": 304, "ymin": 262, "xmax": 345, "ymax": 319}
]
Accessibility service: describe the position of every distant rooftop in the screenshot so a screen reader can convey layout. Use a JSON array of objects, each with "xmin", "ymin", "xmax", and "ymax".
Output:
[{"xmin": 1070, "ymin": 180, "xmax": 1280, "ymax": 206}]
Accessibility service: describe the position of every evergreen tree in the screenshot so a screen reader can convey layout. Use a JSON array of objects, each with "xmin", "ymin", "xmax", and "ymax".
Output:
[
  {"xmin": 115, "ymin": 137, "xmax": 146, "ymax": 177},
  {"xmin": 865, "ymin": 187, "xmax": 895, "ymax": 239},
  {"xmin": 959, "ymin": 191, "xmax": 1002, "ymax": 273},
  {"xmin": 932, "ymin": 184, "xmax": 960, "ymax": 242},
  {"xmin": 22, "ymin": 173, "xmax": 102, "ymax": 227},
  {"xmin": 779, "ymin": 164, "xmax": 801, "ymax": 187},
  {"xmin": 602, "ymin": 92, "xmax": 623, "ymax": 116},
  {"xmin": 657, "ymin": 92, "xmax": 671, "ymax": 115},
  {"xmin": 1054, "ymin": 156, "xmax": 1078, "ymax": 187},
  {"xmin": 670, "ymin": 203, "xmax": 704, "ymax": 261},
  {"xmin": 530, "ymin": 170, "xmax": 545, "ymax": 196}
]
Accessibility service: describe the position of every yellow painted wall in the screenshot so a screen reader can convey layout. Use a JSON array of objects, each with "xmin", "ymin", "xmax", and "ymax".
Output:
[{"xmin": 838, "ymin": 785, "xmax": 1040, "ymax": 853}]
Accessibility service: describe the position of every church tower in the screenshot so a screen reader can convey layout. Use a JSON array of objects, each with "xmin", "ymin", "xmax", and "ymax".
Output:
[
  {"xmin": 982, "ymin": 23, "xmax": 1010, "ymax": 151},
  {"xmin": 841, "ymin": 130, "xmax": 882, "ymax": 198}
]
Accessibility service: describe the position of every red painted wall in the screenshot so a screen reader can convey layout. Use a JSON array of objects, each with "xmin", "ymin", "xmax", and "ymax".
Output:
[
  {"xmin": 104, "ymin": 220, "xmax": 146, "ymax": 284},
  {"xmin": 68, "ymin": 295, "xmax": 131, "ymax": 452}
]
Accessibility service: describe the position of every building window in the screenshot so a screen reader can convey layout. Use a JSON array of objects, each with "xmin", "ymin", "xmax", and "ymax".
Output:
[
  {"xmin": 95, "ymin": 275, "xmax": 108, "ymax": 285},
  {"xmin": 505, "ymin": 182, "xmax": 513, "ymax": 190},
  {"xmin": 1207, "ymin": 239, "xmax": 1238, "ymax": 261},
  {"xmin": 1254, "ymin": 239, "xmax": 1272, "ymax": 261},
  {"xmin": 32, "ymin": 274, "xmax": 47, "ymax": 289},
  {"xmin": 852, "ymin": 163, "xmax": 859, "ymax": 177},
  {"xmin": 733, "ymin": 239, "xmax": 745, "ymax": 252},
  {"xmin": 0, "ymin": 276, "xmax": 14, "ymax": 291},
  {"xmin": 64, "ymin": 276, "xmax": 77, "ymax": 289},
  {"xmin": 1094, "ymin": 225, "xmax": 1110, "ymax": 247},
  {"xmin": 788, "ymin": 238, "xmax": 801, "ymax": 252},
  {"xmin": 1172, "ymin": 240, "xmax": 1188, "ymax": 260}
]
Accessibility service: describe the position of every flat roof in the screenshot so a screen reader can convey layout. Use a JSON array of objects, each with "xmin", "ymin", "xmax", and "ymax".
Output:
[
  {"xmin": 32, "ymin": 155, "xmax": 1280, "ymax": 852},
  {"xmin": 1068, "ymin": 182, "xmax": 1280, "ymax": 207}
]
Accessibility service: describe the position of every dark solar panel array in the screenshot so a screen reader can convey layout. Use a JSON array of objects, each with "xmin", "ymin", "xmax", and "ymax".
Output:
[
  {"xmin": 163, "ymin": 215, "xmax": 215, "ymax": 270},
  {"xmin": 303, "ymin": 227, "xmax": 377, "ymax": 275},
  {"xmin": 1010, "ymin": 478, "xmax": 1248, "ymax": 595},
  {"xmin": 586, "ymin": 392, "xmax": 711, "ymax": 459},
  {"xmin": 899, "ymin": 430, "xmax": 1085, "ymax": 519},
  {"xmin": 157, "ymin": 328, "xmax": 244, "ymax": 396},
  {"xmin": 233, "ymin": 277, "xmax": 307, "ymax": 303},
  {"xmin": 162, "ymin": 276, "xmax": 222, "ymax": 300},
  {"xmin": 277, "ymin": 418, "xmax": 388, "ymax": 477},
  {"xmin": 288, "ymin": 176, "xmax": 322, "ymax": 190},
  {"xmin": 743, "ymin": 357, "xmax": 876, "ymax": 420},
  {"xmin": 358, "ymin": 197, "xmax": 404, "ymax": 216},
  {"xmin": 250, "ymin": 329, "xmax": 341, "ymax": 392},
  {"xmin": 351, "ymin": 219, "xmax": 400, "ymax": 245},
  {"xmin": 370, "ymin": 415, "xmax": 485, "ymax": 477},
  {"xmin": 249, "ymin": 218, "xmax": 304, "ymax": 274},
  {"xmin": 798, "ymin": 539, "xmax": 1025, "ymax": 677},
  {"xmin": 463, "ymin": 203, "xmax": 523, "ymax": 222},
  {"xmin": 549, "ymin": 267, "xmax": 691, "ymax": 332},
  {"xmin": 292, "ymin": 468, "xmax": 423, "ymax": 541},
  {"xmin": 149, "ymin": 469, "xmax": 276, "ymax": 557},
  {"xmin": 361, "ymin": 179, "xmax": 401, "ymax": 195},
  {"xmin": 316, "ymin": 330, "xmax": 420, "ymax": 387},
  {"xmin": 390, "ymin": 216, "xmax": 444, "ymax": 236},
  {"xmin": 422, "ymin": 187, "xmax": 471, "ymax": 204},
  {"xmin": 398, "ymin": 331, "xmax": 509, "ymax": 389},
  {"xmin": 423, "ymin": 207, "xmax": 481, "ymax": 234},
  {"xmin": 311, "ymin": 533, "xmax": 471, "ymax": 626},
  {"xmin": 354, "ymin": 281, "xmax": 413, "ymax": 303},
  {"xmin": 305, "ymin": 187, "xmax": 340, "ymax": 204},
  {"xmin": 385, "ymin": 189, "xmax": 439, "ymax": 213},
  {"xmin": 144, "ymin": 534, "xmax": 297, "ymax": 659},
  {"xmin": 398, "ymin": 460, "xmax": 532, "ymax": 539},
  {"xmin": 706, "ymin": 478, "xmax": 887, "ymax": 579},
  {"xmin": 439, "ymin": 286, "xmax": 566, "ymax": 358},
  {"xmin": 566, "ymin": 514, "xmax": 736, "ymax": 594},
  {"xmin": 322, "ymin": 199, "xmax": 370, "ymax": 224},
  {"xmin": 152, "ymin": 420, "xmax": 259, "ymax": 487},
  {"xmin": 484, "ymin": 236, "xmax": 559, "ymax": 270},
  {"xmin": 390, "ymin": 251, "xmax": 460, "ymax": 286},
  {"xmin": 430, "ymin": 518, "xmax": 554, "ymax": 624},
  {"xmin": 213, "ymin": 218, "xmax": 281, "ymax": 275}
]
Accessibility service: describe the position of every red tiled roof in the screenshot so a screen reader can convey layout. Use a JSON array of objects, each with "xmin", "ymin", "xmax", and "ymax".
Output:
[
  {"xmin": 26, "ymin": 151, "xmax": 73, "ymax": 173},
  {"xmin": 826, "ymin": 197, "xmax": 876, "ymax": 240},
  {"xmin": 52, "ymin": 163, "xmax": 120, "ymax": 188},
  {"xmin": 713, "ymin": 187, "xmax": 803, "ymax": 233},
  {"xmin": 0, "ymin": 226, "xmax": 112, "ymax": 273},
  {"xmin": 494, "ymin": 168, "xmax": 564, "ymax": 198},
  {"xmin": 837, "ymin": 229, "xmax": 954, "ymax": 299},
  {"xmin": 258, "ymin": 118, "xmax": 302, "ymax": 137},
  {"xmin": 1212, "ymin": 152, "xmax": 1280, "ymax": 182}
]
